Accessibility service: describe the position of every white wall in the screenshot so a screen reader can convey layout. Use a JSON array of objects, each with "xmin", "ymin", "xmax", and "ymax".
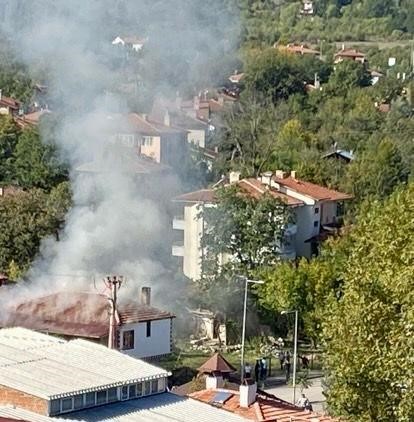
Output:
[
  {"xmin": 320, "ymin": 201, "xmax": 337, "ymax": 225},
  {"xmin": 187, "ymin": 129, "xmax": 205, "ymax": 148},
  {"xmin": 119, "ymin": 318, "xmax": 172, "ymax": 359},
  {"xmin": 183, "ymin": 203, "xmax": 204, "ymax": 280}
]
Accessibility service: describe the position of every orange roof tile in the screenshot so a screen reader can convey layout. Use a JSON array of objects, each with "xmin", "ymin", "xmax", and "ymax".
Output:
[
  {"xmin": 335, "ymin": 49, "xmax": 365, "ymax": 59},
  {"xmin": 283, "ymin": 44, "xmax": 320, "ymax": 56},
  {"xmin": 198, "ymin": 353, "xmax": 237, "ymax": 374},
  {"xmin": 190, "ymin": 389, "xmax": 339, "ymax": 422},
  {"xmin": 273, "ymin": 176, "xmax": 352, "ymax": 201}
]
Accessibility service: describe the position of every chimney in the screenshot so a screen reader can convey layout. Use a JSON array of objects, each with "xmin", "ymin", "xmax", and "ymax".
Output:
[
  {"xmin": 193, "ymin": 95, "xmax": 200, "ymax": 110},
  {"xmin": 290, "ymin": 170, "xmax": 297, "ymax": 180},
  {"xmin": 261, "ymin": 171, "xmax": 273, "ymax": 186},
  {"xmin": 141, "ymin": 286, "xmax": 151, "ymax": 306},
  {"xmin": 314, "ymin": 73, "xmax": 320, "ymax": 90},
  {"xmin": 275, "ymin": 169, "xmax": 287, "ymax": 179},
  {"xmin": 164, "ymin": 110, "xmax": 170, "ymax": 127},
  {"xmin": 239, "ymin": 380, "xmax": 257, "ymax": 408},
  {"xmin": 206, "ymin": 372, "xmax": 224, "ymax": 389},
  {"xmin": 342, "ymin": 43, "xmax": 345, "ymax": 51},
  {"xmin": 229, "ymin": 171, "xmax": 241, "ymax": 184}
]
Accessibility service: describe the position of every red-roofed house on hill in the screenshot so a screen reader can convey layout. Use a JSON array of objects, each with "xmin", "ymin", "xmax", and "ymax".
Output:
[
  {"xmin": 0, "ymin": 90, "xmax": 21, "ymax": 116},
  {"xmin": 3, "ymin": 287, "xmax": 175, "ymax": 360},
  {"xmin": 172, "ymin": 171, "xmax": 352, "ymax": 280},
  {"xmin": 334, "ymin": 48, "xmax": 366, "ymax": 64}
]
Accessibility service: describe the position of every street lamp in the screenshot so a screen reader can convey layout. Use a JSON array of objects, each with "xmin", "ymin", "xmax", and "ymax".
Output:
[
  {"xmin": 239, "ymin": 276, "xmax": 264, "ymax": 384},
  {"xmin": 281, "ymin": 309, "xmax": 299, "ymax": 404}
]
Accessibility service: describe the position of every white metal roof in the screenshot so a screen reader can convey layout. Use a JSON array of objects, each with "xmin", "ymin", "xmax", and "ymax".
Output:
[
  {"xmin": 0, "ymin": 327, "xmax": 169, "ymax": 400},
  {"xmin": 0, "ymin": 393, "xmax": 246, "ymax": 421}
]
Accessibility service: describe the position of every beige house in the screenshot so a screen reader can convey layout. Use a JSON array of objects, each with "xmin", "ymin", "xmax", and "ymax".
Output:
[{"xmin": 172, "ymin": 171, "xmax": 352, "ymax": 280}]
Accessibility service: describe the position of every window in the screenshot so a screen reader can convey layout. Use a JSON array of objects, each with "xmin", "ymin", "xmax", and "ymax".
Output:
[
  {"xmin": 50, "ymin": 399, "xmax": 60, "ymax": 415},
  {"xmin": 96, "ymin": 390, "xmax": 107, "ymax": 405},
  {"xmin": 146, "ymin": 321, "xmax": 151, "ymax": 337},
  {"xmin": 123, "ymin": 330, "xmax": 134, "ymax": 350},
  {"xmin": 129, "ymin": 384, "xmax": 137, "ymax": 398},
  {"xmin": 108, "ymin": 387, "xmax": 118, "ymax": 402},
  {"xmin": 85, "ymin": 392, "xmax": 95, "ymax": 407},
  {"xmin": 144, "ymin": 381, "xmax": 151, "ymax": 395},
  {"xmin": 142, "ymin": 136, "xmax": 153, "ymax": 146},
  {"xmin": 121, "ymin": 386, "xmax": 128, "ymax": 400},
  {"xmin": 337, "ymin": 202, "xmax": 344, "ymax": 217},
  {"xmin": 61, "ymin": 398, "xmax": 73, "ymax": 412},
  {"xmin": 314, "ymin": 221, "xmax": 319, "ymax": 227},
  {"xmin": 74, "ymin": 395, "xmax": 83, "ymax": 409},
  {"xmin": 314, "ymin": 207, "xmax": 319, "ymax": 214},
  {"xmin": 151, "ymin": 380, "xmax": 158, "ymax": 394},
  {"xmin": 136, "ymin": 382, "xmax": 143, "ymax": 396}
]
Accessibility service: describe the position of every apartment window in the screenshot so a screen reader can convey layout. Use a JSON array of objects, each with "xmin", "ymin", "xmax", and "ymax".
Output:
[
  {"xmin": 123, "ymin": 330, "xmax": 134, "ymax": 350},
  {"xmin": 144, "ymin": 381, "xmax": 151, "ymax": 395},
  {"xmin": 314, "ymin": 207, "xmax": 319, "ymax": 214},
  {"xmin": 50, "ymin": 399, "xmax": 60, "ymax": 415},
  {"xmin": 146, "ymin": 321, "xmax": 151, "ymax": 337},
  {"xmin": 108, "ymin": 387, "xmax": 118, "ymax": 402},
  {"xmin": 61, "ymin": 398, "xmax": 73, "ymax": 412},
  {"xmin": 129, "ymin": 384, "xmax": 137, "ymax": 398},
  {"xmin": 151, "ymin": 380, "xmax": 159, "ymax": 394},
  {"xmin": 121, "ymin": 386, "xmax": 128, "ymax": 400},
  {"xmin": 73, "ymin": 394, "xmax": 83, "ymax": 410},
  {"xmin": 142, "ymin": 136, "xmax": 153, "ymax": 146},
  {"xmin": 85, "ymin": 392, "xmax": 95, "ymax": 407},
  {"xmin": 137, "ymin": 382, "xmax": 143, "ymax": 396},
  {"xmin": 96, "ymin": 390, "xmax": 107, "ymax": 405},
  {"xmin": 314, "ymin": 221, "xmax": 319, "ymax": 228}
]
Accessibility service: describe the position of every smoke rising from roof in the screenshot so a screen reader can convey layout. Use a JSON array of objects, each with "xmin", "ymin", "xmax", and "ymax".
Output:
[{"xmin": 0, "ymin": 1, "xmax": 239, "ymax": 310}]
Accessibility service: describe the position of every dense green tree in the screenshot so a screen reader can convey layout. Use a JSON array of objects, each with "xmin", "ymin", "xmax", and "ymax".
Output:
[
  {"xmin": 13, "ymin": 128, "xmax": 67, "ymax": 190},
  {"xmin": 323, "ymin": 183, "xmax": 414, "ymax": 421},
  {"xmin": 0, "ymin": 183, "xmax": 72, "ymax": 275},
  {"xmin": 0, "ymin": 115, "xmax": 20, "ymax": 181}
]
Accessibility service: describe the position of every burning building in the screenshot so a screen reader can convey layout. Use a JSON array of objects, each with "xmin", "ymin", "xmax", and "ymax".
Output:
[{"xmin": 3, "ymin": 286, "xmax": 175, "ymax": 360}]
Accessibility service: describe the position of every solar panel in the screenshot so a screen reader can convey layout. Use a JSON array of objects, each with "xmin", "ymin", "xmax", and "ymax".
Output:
[{"xmin": 211, "ymin": 391, "xmax": 233, "ymax": 405}]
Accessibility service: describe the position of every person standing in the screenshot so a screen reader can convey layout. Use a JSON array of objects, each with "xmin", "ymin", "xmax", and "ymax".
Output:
[
  {"xmin": 278, "ymin": 350, "xmax": 285, "ymax": 370},
  {"xmin": 284, "ymin": 357, "xmax": 291, "ymax": 383},
  {"xmin": 254, "ymin": 360, "xmax": 260, "ymax": 383},
  {"xmin": 261, "ymin": 357, "xmax": 267, "ymax": 380}
]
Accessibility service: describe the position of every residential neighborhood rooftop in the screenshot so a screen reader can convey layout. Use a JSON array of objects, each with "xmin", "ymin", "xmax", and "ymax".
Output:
[
  {"xmin": 5, "ymin": 291, "xmax": 175, "ymax": 339},
  {"xmin": 198, "ymin": 352, "xmax": 237, "ymax": 374},
  {"xmin": 0, "ymin": 327, "xmax": 169, "ymax": 400}
]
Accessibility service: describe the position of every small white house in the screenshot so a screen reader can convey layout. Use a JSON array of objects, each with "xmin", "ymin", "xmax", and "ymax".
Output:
[
  {"xmin": 112, "ymin": 36, "xmax": 146, "ymax": 51},
  {"xmin": 5, "ymin": 287, "xmax": 175, "ymax": 360}
]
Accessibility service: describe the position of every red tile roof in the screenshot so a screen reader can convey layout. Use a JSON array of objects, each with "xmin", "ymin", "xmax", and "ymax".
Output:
[
  {"xmin": 283, "ymin": 44, "xmax": 320, "ymax": 56},
  {"xmin": 335, "ymin": 48, "xmax": 365, "ymax": 59},
  {"xmin": 198, "ymin": 353, "xmax": 237, "ymax": 374},
  {"xmin": 128, "ymin": 113, "xmax": 184, "ymax": 135},
  {"xmin": 172, "ymin": 179, "xmax": 304, "ymax": 206},
  {"xmin": 273, "ymin": 176, "xmax": 353, "ymax": 201},
  {"xmin": 229, "ymin": 73, "xmax": 245, "ymax": 83},
  {"xmin": 0, "ymin": 96, "xmax": 20, "ymax": 110},
  {"xmin": 190, "ymin": 389, "xmax": 339, "ymax": 421},
  {"xmin": 4, "ymin": 292, "xmax": 174, "ymax": 339}
]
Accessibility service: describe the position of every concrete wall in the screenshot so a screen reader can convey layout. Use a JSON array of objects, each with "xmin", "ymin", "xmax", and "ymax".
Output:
[
  {"xmin": 140, "ymin": 136, "xmax": 161, "ymax": 163},
  {"xmin": 183, "ymin": 203, "xmax": 203, "ymax": 280},
  {"xmin": 320, "ymin": 201, "xmax": 337, "ymax": 225},
  {"xmin": 187, "ymin": 129, "xmax": 205, "ymax": 148},
  {"xmin": 119, "ymin": 318, "xmax": 172, "ymax": 359},
  {"xmin": 0, "ymin": 385, "xmax": 48, "ymax": 415},
  {"xmin": 293, "ymin": 204, "xmax": 319, "ymax": 258}
]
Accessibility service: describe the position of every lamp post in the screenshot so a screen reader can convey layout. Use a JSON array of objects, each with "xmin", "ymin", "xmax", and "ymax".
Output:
[
  {"xmin": 239, "ymin": 276, "xmax": 264, "ymax": 384},
  {"xmin": 281, "ymin": 309, "xmax": 298, "ymax": 404}
]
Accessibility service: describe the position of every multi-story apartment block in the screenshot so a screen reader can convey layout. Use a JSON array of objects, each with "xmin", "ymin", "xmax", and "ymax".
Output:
[{"xmin": 172, "ymin": 171, "xmax": 352, "ymax": 280}]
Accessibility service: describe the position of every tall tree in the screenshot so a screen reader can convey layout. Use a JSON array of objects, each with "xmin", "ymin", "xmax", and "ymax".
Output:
[{"xmin": 323, "ymin": 183, "xmax": 414, "ymax": 421}]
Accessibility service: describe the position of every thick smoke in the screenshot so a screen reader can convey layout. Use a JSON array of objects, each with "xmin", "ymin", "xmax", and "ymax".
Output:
[{"xmin": 0, "ymin": 1, "xmax": 239, "ymax": 309}]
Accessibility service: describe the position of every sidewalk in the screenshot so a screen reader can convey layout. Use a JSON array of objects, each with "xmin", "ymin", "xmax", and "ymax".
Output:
[{"xmin": 262, "ymin": 376, "xmax": 326, "ymax": 412}]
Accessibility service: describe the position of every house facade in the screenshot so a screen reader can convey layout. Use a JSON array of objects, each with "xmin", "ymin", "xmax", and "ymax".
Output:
[
  {"xmin": 172, "ymin": 171, "xmax": 352, "ymax": 280},
  {"xmin": 4, "ymin": 287, "xmax": 175, "ymax": 359}
]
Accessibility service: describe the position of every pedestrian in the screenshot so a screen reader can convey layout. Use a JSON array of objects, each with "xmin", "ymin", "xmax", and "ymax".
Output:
[
  {"xmin": 301, "ymin": 355, "xmax": 309, "ymax": 369},
  {"xmin": 244, "ymin": 362, "xmax": 252, "ymax": 379},
  {"xmin": 254, "ymin": 359, "xmax": 260, "ymax": 383},
  {"xmin": 278, "ymin": 350, "xmax": 285, "ymax": 371},
  {"xmin": 296, "ymin": 393, "xmax": 311, "ymax": 409},
  {"xmin": 261, "ymin": 357, "xmax": 267, "ymax": 380},
  {"xmin": 284, "ymin": 357, "xmax": 291, "ymax": 383}
]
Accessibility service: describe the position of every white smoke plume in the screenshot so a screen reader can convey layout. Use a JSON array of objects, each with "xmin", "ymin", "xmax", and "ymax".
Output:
[{"xmin": 0, "ymin": 0, "xmax": 239, "ymax": 310}]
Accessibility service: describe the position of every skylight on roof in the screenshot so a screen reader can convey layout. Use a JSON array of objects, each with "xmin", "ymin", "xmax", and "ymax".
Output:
[{"xmin": 211, "ymin": 391, "xmax": 233, "ymax": 405}]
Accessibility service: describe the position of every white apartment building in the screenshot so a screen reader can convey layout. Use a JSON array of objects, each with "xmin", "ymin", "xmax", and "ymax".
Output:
[{"xmin": 172, "ymin": 171, "xmax": 352, "ymax": 280}]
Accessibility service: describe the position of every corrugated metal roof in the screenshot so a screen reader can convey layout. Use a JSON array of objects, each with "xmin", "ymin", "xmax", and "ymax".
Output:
[
  {"xmin": 0, "ymin": 328, "xmax": 169, "ymax": 400},
  {"xmin": 0, "ymin": 393, "xmax": 246, "ymax": 422}
]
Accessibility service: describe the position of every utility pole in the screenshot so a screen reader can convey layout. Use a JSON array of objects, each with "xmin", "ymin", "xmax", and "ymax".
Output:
[{"xmin": 104, "ymin": 275, "xmax": 123, "ymax": 349}]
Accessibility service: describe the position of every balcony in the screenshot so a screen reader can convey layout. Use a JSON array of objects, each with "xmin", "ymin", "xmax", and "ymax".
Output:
[
  {"xmin": 172, "ymin": 241, "xmax": 184, "ymax": 257},
  {"xmin": 172, "ymin": 216, "xmax": 185, "ymax": 230}
]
